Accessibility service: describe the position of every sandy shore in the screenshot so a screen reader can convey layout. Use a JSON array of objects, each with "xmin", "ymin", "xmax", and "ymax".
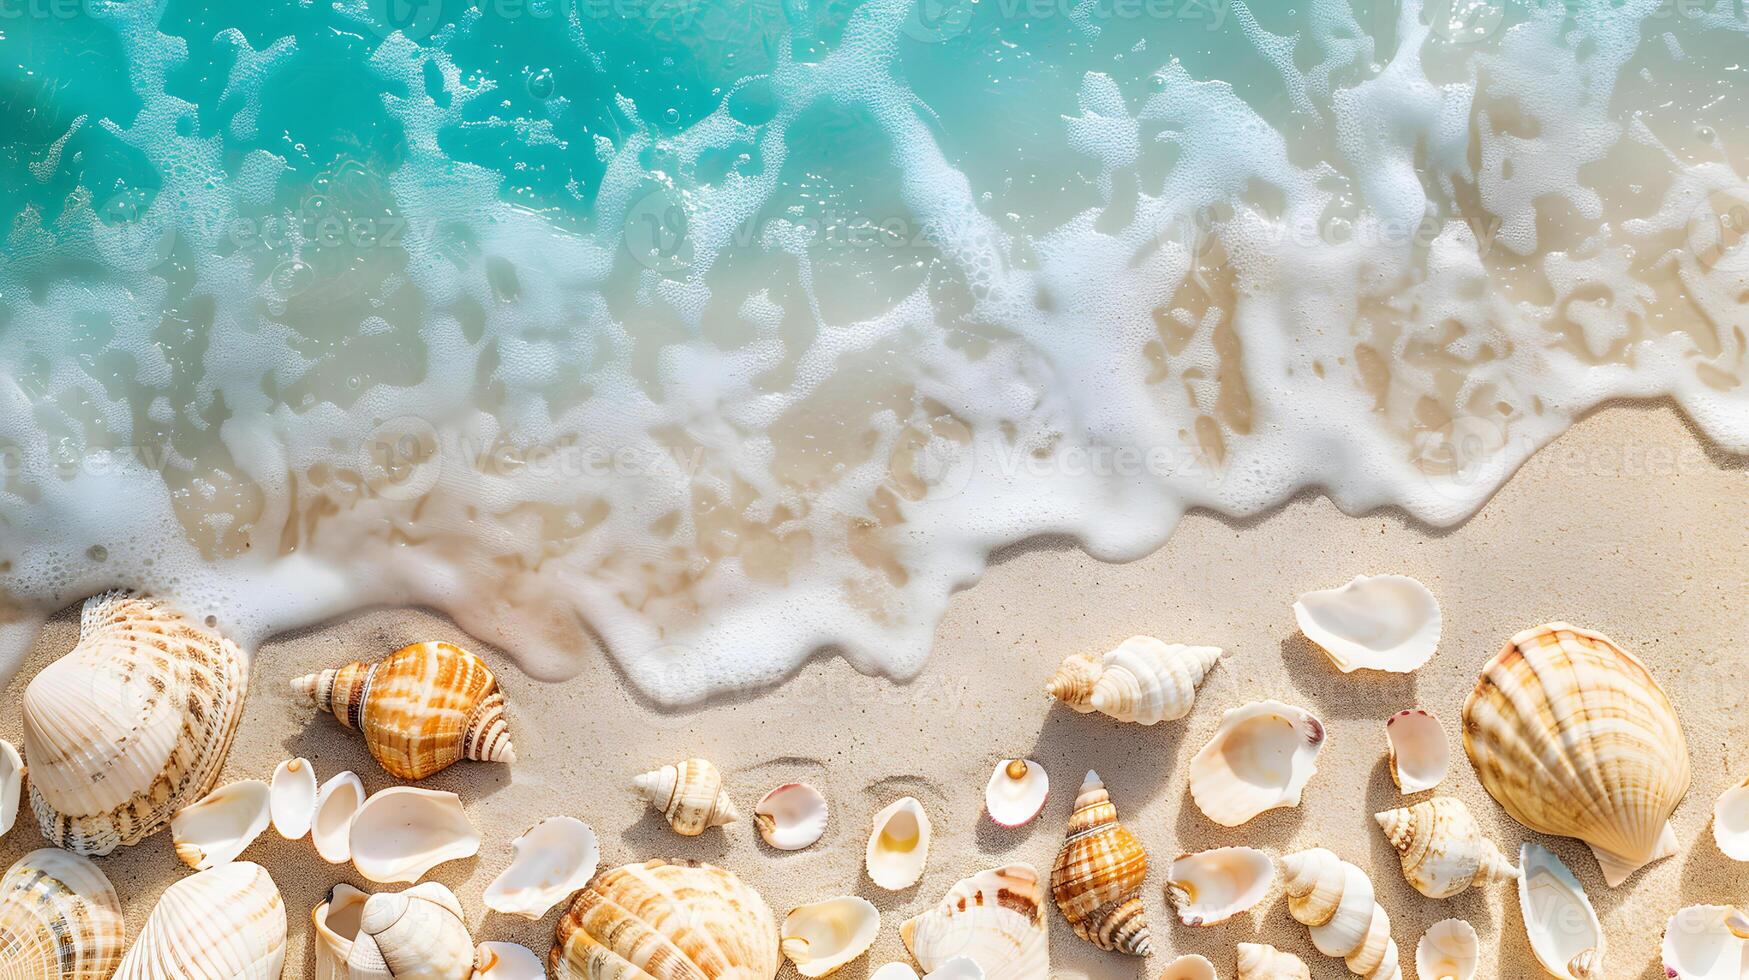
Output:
[{"xmin": 2, "ymin": 401, "xmax": 1745, "ymax": 979}]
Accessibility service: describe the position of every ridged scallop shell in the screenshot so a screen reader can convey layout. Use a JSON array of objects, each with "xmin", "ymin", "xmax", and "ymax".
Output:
[
  {"xmin": 292, "ymin": 640, "xmax": 515, "ymax": 781},
  {"xmin": 347, "ymin": 882, "xmax": 476, "ymax": 979},
  {"xmin": 549, "ymin": 860, "xmax": 780, "ymax": 980},
  {"xmin": 170, "ymin": 778, "xmax": 272, "ymax": 870},
  {"xmin": 113, "ymin": 862, "xmax": 286, "ymax": 980},
  {"xmin": 1661, "ymin": 905, "xmax": 1749, "ymax": 980},
  {"xmin": 23, "ymin": 591, "xmax": 247, "ymax": 855},
  {"xmin": 484, "ymin": 816, "xmax": 600, "ymax": 920},
  {"xmin": 1384, "ymin": 709, "xmax": 1447, "ymax": 794},
  {"xmin": 349, "ymin": 787, "xmax": 480, "ymax": 884},
  {"xmin": 1416, "ymin": 919, "xmax": 1478, "ymax": 980},
  {"xmin": 474, "ymin": 942, "xmax": 546, "ymax": 979},
  {"xmin": 780, "ymin": 897, "xmax": 879, "ymax": 978},
  {"xmin": 312, "ymin": 771, "xmax": 365, "ymax": 864},
  {"xmin": 866, "ymin": 797, "xmax": 931, "ymax": 890},
  {"xmin": 1050, "ymin": 771, "xmax": 1149, "ymax": 956},
  {"xmin": 1160, "ymin": 954, "xmax": 1217, "ymax": 980},
  {"xmin": 1166, "ymin": 846, "xmax": 1274, "ymax": 926},
  {"xmin": 1236, "ymin": 943, "xmax": 1310, "ymax": 980},
  {"xmin": 1516, "ymin": 842, "xmax": 1603, "ymax": 980},
  {"xmin": 269, "ymin": 758, "xmax": 317, "ymax": 840},
  {"xmin": 1374, "ymin": 797, "xmax": 1517, "ymax": 899},
  {"xmin": 899, "ymin": 864, "xmax": 1049, "ymax": 980},
  {"xmin": 1189, "ymin": 700, "xmax": 1325, "ymax": 827},
  {"xmin": 1712, "ymin": 774, "xmax": 1749, "ymax": 861},
  {"xmin": 1, "ymin": 739, "xmax": 21, "ymax": 839},
  {"xmin": 633, "ymin": 758, "xmax": 739, "ymax": 836},
  {"xmin": 1044, "ymin": 637, "xmax": 1224, "ymax": 724},
  {"xmin": 984, "ymin": 760, "xmax": 1048, "ymax": 828},
  {"xmin": 1462, "ymin": 622, "xmax": 1690, "ymax": 887},
  {"xmin": 1281, "ymin": 848, "xmax": 1402, "ymax": 980},
  {"xmin": 312, "ymin": 883, "xmax": 369, "ymax": 980},
  {"xmin": 1294, "ymin": 574, "xmax": 1441, "ymax": 672},
  {"xmin": 754, "ymin": 783, "xmax": 828, "ymax": 850},
  {"xmin": 0, "ymin": 848, "xmax": 125, "ymax": 979}
]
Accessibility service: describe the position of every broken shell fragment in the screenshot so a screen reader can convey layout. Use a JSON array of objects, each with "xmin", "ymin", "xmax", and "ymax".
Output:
[
  {"xmin": 170, "ymin": 778, "xmax": 272, "ymax": 870},
  {"xmin": 1044, "ymin": 637, "xmax": 1225, "ymax": 724},
  {"xmin": 1293, "ymin": 574, "xmax": 1441, "ymax": 673},
  {"xmin": 1165, "ymin": 846, "xmax": 1274, "ymax": 926},
  {"xmin": 550, "ymin": 860, "xmax": 780, "ymax": 980},
  {"xmin": 900, "ymin": 863, "xmax": 1049, "ymax": 980},
  {"xmin": 1281, "ymin": 848, "xmax": 1403, "ymax": 980},
  {"xmin": 483, "ymin": 816, "xmax": 600, "ymax": 920},
  {"xmin": 1374, "ymin": 797, "xmax": 1517, "ymax": 899},
  {"xmin": 312, "ymin": 771, "xmax": 365, "ymax": 864},
  {"xmin": 754, "ymin": 782, "xmax": 828, "ymax": 850},
  {"xmin": 474, "ymin": 942, "xmax": 546, "ymax": 979},
  {"xmin": 312, "ymin": 883, "xmax": 369, "ymax": 980},
  {"xmin": 0, "ymin": 848, "xmax": 126, "ymax": 979},
  {"xmin": 270, "ymin": 758, "xmax": 318, "ymax": 840},
  {"xmin": 1416, "ymin": 919, "xmax": 1478, "ymax": 980},
  {"xmin": 114, "ymin": 862, "xmax": 287, "ymax": 980},
  {"xmin": 347, "ymin": 881, "xmax": 475, "ymax": 979},
  {"xmin": 1236, "ymin": 943, "xmax": 1310, "ymax": 980},
  {"xmin": 1160, "ymin": 954, "xmax": 1217, "ymax": 980},
  {"xmin": 1384, "ymin": 710, "xmax": 1447, "ymax": 794},
  {"xmin": 1517, "ymin": 842, "xmax": 1603, "ymax": 980},
  {"xmin": 1189, "ymin": 700, "xmax": 1325, "ymax": 826},
  {"xmin": 1712, "ymin": 775, "xmax": 1749, "ymax": 861},
  {"xmin": 866, "ymin": 796, "xmax": 932, "ymax": 890},
  {"xmin": 1661, "ymin": 905, "xmax": 1749, "ymax": 980},
  {"xmin": 781, "ymin": 896, "xmax": 880, "ymax": 977},
  {"xmin": 633, "ymin": 757, "xmax": 739, "ymax": 836},
  {"xmin": 0, "ymin": 739, "xmax": 20, "ymax": 839},
  {"xmin": 984, "ymin": 759, "xmax": 1048, "ymax": 828},
  {"xmin": 1051, "ymin": 771, "xmax": 1149, "ymax": 956},
  {"xmin": 349, "ymin": 787, "xmax": 480, "ymax": 884}
]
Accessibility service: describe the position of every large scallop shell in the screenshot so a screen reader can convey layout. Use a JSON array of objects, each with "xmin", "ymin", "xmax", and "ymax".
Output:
[
  {"xmin": 349, "ymin": 787, "xmax": 480, "ymax": 884},
  {"xmin": 633, "ymin": 758, "xmax": 739, "ymax": 837},
  {"xmin": 113, "ymin": 862, "xmax": 287, "ymax": 980},
  {"xmin": 1384, "ymin": 710, "xmax": 1447, "ymax": 794},
  {"xmin": 1281, "ymin": 848, "xmax": 1402, "ymax": 980},
  {"xmin": 754, "ymin": 782, "xmax": 828, "ymax": 850},
  {"xmin": 347, "ymin": 882, "xmax": 476, "ymax": 979},
  {"xmin": 170, "ymin": 778, "xmax": 272, "ymax": 870},
  {"xmin": 899, "ymin": 864, "xmax": 1049, "ymax": 980},
  {"xmin": 1463, "ymin": 622, "xmax": 1690, "ymax": 887},
  {"xmin": 1516, "ymin": 842, "xmax": 1603, "ymax": 980},
  {"xmin": 1235, "ymin": 943, "xmax": 1310, "ymax": 980},
  {"xmin": 292, "ymin": 640, "xmax": 515, "ymax": 781},
  {"xmin": 984, "ymin": 760, "xmax": 1048, "ymax": 828},
  {"xmin": 780, "ymin": 897, "xmax": 879, "ymax": 978},
  {"xmin": 1293, "ymin": 574, "xmax": 1441, "ymax": 673},
  {"xmin": 484, "ymin": 816, "xmax": 600, "ymax": 920},
  {"xmin": 549, "ymin": 860, "xmax": 780, "ymax": 980},
  {"xmin": 1661, "ymin": 905, "xmax": 1749, "ymax": 980},
  {"xmin": 269, "ymin": 758, "xmax": 317, "ymax": 840},
  {"xmin": 1416, "ymin": 919, "xmax": 1478, "ymax": 980},
  {"xmin": 1, "ymin": 739, "xmax": 21, "ymax": 839},
  {"xmin": 1159, "ymin": 954, "xmax": 1217, "ymax": 980},
  {"xmin": 312, "ymin": 771, "xmax": 365, "ymax": 864},
  {"xmin": 23, "ymin": 592, "xmax": 247, "ymax": 855},
  {"xmin": 312, "ymin": 883, "xmax": 369, "ymax": 980},
  {"xmin": 1712, "ymin": 775, "xmax": 1749, "ymax": 861},
  {"xmin": 865, "ymin": 797, "xmax": 932, "ymax": 890},
  {"xmin": 0, "ymin": 848, "xmax": 125, "ymax": 979},
  {"xmin": 1050, "ymin": 771, "xmax": 1149, "ymax": 956},
  {"xmin": 1165, "ymin": 846, "xmax": 1274, "ymax": 926},
  {"xmin": 1044, "ymin": 637, "xmax": 1225, "ymax": 724},
  {"xmin": 1373, "ymin": 797, "xmax": 1517, "ymax": 899},
  {"xmin": 1188, "ymin": 700, "xmax": 1325, "ymax": 826}
]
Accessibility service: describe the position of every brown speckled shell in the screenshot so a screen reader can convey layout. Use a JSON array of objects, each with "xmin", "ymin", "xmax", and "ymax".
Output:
[{"xmin": 1049, "ymin": 773, "xmax": 1149, "ymax": 956}]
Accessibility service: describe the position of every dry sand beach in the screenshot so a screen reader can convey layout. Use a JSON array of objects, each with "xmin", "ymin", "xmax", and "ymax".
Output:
[{"xmin": 2, "ymin": 401, "xmax": 1745, "ymax": 979}]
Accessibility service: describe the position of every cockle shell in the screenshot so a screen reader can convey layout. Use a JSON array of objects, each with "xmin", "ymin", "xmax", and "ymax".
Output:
[
  {"xmin": 474, "ymin": 942, "xmax": 546, "ymax": 979},
  {"xmin": 1712, "ymin": 775, "xmax": 1749, "ymax": 861},
  {"xmin": 1416, "ymin": 919, "xmax": 1478, "ymax": 980},
  {"xmin": 292, "ymin": 640, "xmax": 515, "ymax": 781},
  {"xmin": 0, "ymin": 848, "xmax": 125, "ymax": 979},
  {"xmin": 349, "ymin": 787, "xmax": 480, "ymax": 884},
  {"xmin": 1050, "ymin": 771, "xmax": 1149, "ymax": 956},
  {"xmin": 170, "ymin": 778, "xmax": 272, "ymax": 870},
  {"xmin": 780, "ymin": 897, "xmax": 880, "ymax": 977},
  {"xmin": 1165, "ymin": 846, "xmax": 1274, "ymax": 926},
  {"xmin": 1188, "ymin": 700, "xmax": 1325, "ymax": 827},
  {"xmin": 866, "ymin": 796, "xmax": 932, "ymax": 890},
  {"xmin": 269, "ymin": 758, "xmax": 317, "ymax": 840},
  {"xmin": 1160, "ymin": 954, "xmax": 1217, "ymax": 980},
  {"xmin": 984, "ymin": 759, "xmax": 1048, "ymax": 828},
  {"xmin": 484, "ymin": 816, "xmax": 600, "ymax": 919},
  {"xmin": 1044, "ymin": 637, "xmax": 1225, "ymax": 724},
  {"xmin": 1373, "ymin": 797, "xmax": 1517, "ymax": 899},
  {"xmin": 900, "ymin": 863, "xmax": 1049, "ymax": 980},
  {"xmin": 312, "ymin": 770, "xmax": 365, "ymax": 864},
  {"xmin": 549, "ymin": 860, "xmax": 780, "ymax": 980},
  {"xmin": 634, "ymin": 757, "xmax": 739, "ymax": 836},
  {"xmin": 0, "ymin": 739, "xmax": 21, "ymax": 839},
  {"xmin": 1463, "ymin": 622, "xmax": 1690, "ymax": 887},
  {"xmin": 113, "ymin": 862, "xmax": 287, "ymax": 980},
  {"xmin": 313, "ymin": 883, "xmax": 369, "ymax": 980},
  {"xmin": 1236, "ymin": 943, "xmax": 1310, "ymax": 980},
  {"xmin": 754, "ymin": 782, "xmax": 828, "ymax": 850},
  {"xmin": 1281, "ymin": 848, "xmax": 1403, "ymax": 980},
  {"xmin": 347, "ymin": 882, "xmax": 476, "ymax": 979},
  {"xmin": 23, "ymin": 591, "xmax": 247, "ymax": 855},
  {"xmin": 1293, "ymin": 574, "xmax": 1441, "ymax": 673},
  {"xmin": 1661, "ymin": 905, "xmax": 1749, "ymax": 980},
  {"xmin": 1384, "ymin": 709, "xmax": 1447, "ymax": 794},
  {"xmin": 1516, "ymin": 842, "xmax": 1603, "ymax": 980}
]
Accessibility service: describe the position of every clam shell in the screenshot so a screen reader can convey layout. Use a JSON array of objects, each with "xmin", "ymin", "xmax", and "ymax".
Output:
[
  {"xmin": 1293, "ymin": 574, "xmax": 1441, "ymax": 673},
  {"xmin": 1516, "ymin": 842, "xmax": 1603, "ymax": 980},
  {"xmin": 1044, "ymin": 637, "xmax": 1225, "ymax": 724},
  {"xmin": 312, "ymin": 883, "xmax": 369, "ymax": 980},
  {"xmin": 1165, "ymin": 846, "xmax": 1274, "ymax": 926},
  {"xmin": 780, "ymin": 897, "xmax": 880, "ymax": 978},
  {"xmin": 474, "ymin": 942, "xmax": 546, "ymax": 979},
  {"xmin": 1050, "ymin": 771, "xmax": 1149, "ymax": 956},
  {"xmin": 1160, "ymin": 954, "xmax": 1217, "ymax": 980},
  {"xmin": 292, "ymin": 640, "xmax": 514, "ymax": 781},
  {"xmin": 269, "ymin": 758, "xmax": 317, "ymax": 840},
  {"xmin": 484, "ymin": 816, "xmax": 601, "ymax": 920},
  {"xmin": 0, "ymin": 848, "xmax": 125, "ymax": 979},
  {"xmin": 634, "ymin": 758, "xmax": 739, "ymax": 837},
  {"xmin": 1384, "ymin": 709, "xmax": 1447, "ymax": 794},
  {"xmin": 1661, "ymin": 905, "xmax": 1749, "ymax": 980},
  {"xmin": 984, "ymin": 760, "xmax": 1048, "ymax": 828},
  {"xmin": 1188, "ymin": 700, "xmax": 1325, "ymax": 826},
  {"xmin": 1373, "ymin": 797, "xmax": 1517, "ymax": 899},
  {"xmin": 349, "ymin": 787, "xmax": 480, "ymax": 884},
  {"xmin": 312, "ymin": 771, "xmax": 366, "ymax": 864},
  {"xmin": 549, "ymin": 859, "xmax": 780, "ymax": 980},
  {"xmin": 0, "ymin": 738, "xmax": 21, "ymax": 839},
  {"xmin": 113, "ymin": 862, "xmax": 287, "ymax": 980},
  {"xmin": 1712, "ymin": 775, "xmax": 1749, "ymax": 861},
  {"xmin": 754, "ymin": 782, "xmax": 828, "ymax": 850},
  {"xmin": 1416, "ymin": 919, "xmax": 1478, "ymax": 980},
  {"xmin": 170, "ymin": 778, "xmax": 272, "ymax": 870},
  {"xmin": 899, "ymin": 863, "xmax": 1049, "ymax": 980},
  {"xmin": 23, "ymin": 591, "xmax": 247, "ymax": 855},
  {"xmin": 348, "ymin": 881, "xmax": 475, "ymax": 979},
  {"xmin": 865, "ymin": 796, "xmax": 932, "ymax": 890},
  {"xmin": 1281, "ymin": 848, "xmax": 1402, "ymax": 980},
  {"xmin": 1236, "ymin": 943, "xmax": 1310, "ymax": 980},
  {"xmin": 1463, "ymin": 622, "xmax": 1690, "ymax": 887}
]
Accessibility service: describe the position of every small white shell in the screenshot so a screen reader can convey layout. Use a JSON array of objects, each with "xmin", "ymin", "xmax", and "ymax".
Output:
[
  {"xmin": 1165, "ymin": 847, "xmax": 1275, "ymax": 926},
  {"xmin": 484, "ymin": 816, "xmax": 600, "ymax": 919},
  {"xmin": 170, "ymin": 779, "xmax": 272, "ymax": 870},
  {"xmin": 0, "ymin": 738, "xmax": 20, "ymax": 838},
  {"xmin": 984, "ymin": 760, "xmax": 1048, "ymax": 828},
  {"xmin": 1517, "ymin": 842, "xmax": 1604, "ymax": 979},
  {"xmin": 754, "ymin": 783, "xmax": 829, "ymax": 850},
  {"xmin": 1385, "ymin": 709, "xmax": 1447, "ymax": 794},
  {"xmin": 871, "ymin": 965, "xmax": 921, "ymax": 980},
  {"xmin": 349, "ymin": 787, "xmax": 480, "ymax": 884},
  {"xmin": 1160, "ymin": 954, "xmax": 1217, "ymax": 980},
  {"xmin": 270, "ymin": 758, "xmax": 318, "ymax": 840},
  {"xmin": 781, "ymin": 896, "xmax": 880, "ymax": 977},
  {"xmin": 312, "ymin": 771, "xmax": 366, "ymax": 864},
  {"xmin": 1294, "ymin": 574, "xmax": 1441, "ymax": 673},
  {"xmin": 475, "ymin": 941, "xmax": 547, "ymax": 979},
  {"xmin": 1416, "ymin": 919, "xmax": 1479, "ymax": 980},
  {"xmin": 1712, "ymin": 776, "xmax": 1749, "ymax": 861},
  {"xmin": 312, "ymin": 883, "xmax": 369, "ymax": 980},
  {"xmin": 1662, "ymin": 905, "xmax": 1749, "ymax": 980},
  {"xmin": 921, "ymin": 958, "xmax": 984, "ymax": 980},
  {"xmin": 866, "ymin": 796, "xmax": 931, "ymax": 890},
  {"xmin": 1188, "ymin": 700, "xmax": 1325, "ymax": 826}
]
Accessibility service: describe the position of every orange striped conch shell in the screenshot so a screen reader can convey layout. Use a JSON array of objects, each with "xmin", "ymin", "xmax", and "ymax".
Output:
[
  {"xmin": 1049, "ymin": 771, "xmax": 1149, "ymax": 956},
  {"xmin": 0, "ymin": 848, "xmax": 126, "ymax": 979},
  {"xmin": 549, "ymin": 860, "xmax": 780, "ymax": 980},
  {"xmin": 292, "ymin": 641, "xmax": 515, "ymax": 781}
]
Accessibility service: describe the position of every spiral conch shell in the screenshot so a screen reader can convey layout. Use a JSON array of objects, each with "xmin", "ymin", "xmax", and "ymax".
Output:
[
  {"xmin": 0, "ymin": 848, "xmax": 125, "ymax": 979},
  {"xmin": 23, "ymin": 591, "xmax": 247, "ymax": 855},
  {"xmin": 1462, "ymin": 622, "xmax": 1690, "ymax": 887},
  {"xmin": 634, "ymin": 758, "xmax": 739, "ymax": 836},
  {"xmin": 1050, "ymin": 771, "xmax": 1149, "ymax": 956},
  {"xmin": 312, "ymin": 883, "xmax": 369, "ymax": 980},
  {"xmin": 293, "ymin": 640, "xmax": 515, "ymax": 781},
  {"xmin": 1373, "ymin": 797, "xmax": 1517, "ymax": 899},
  {"xmin": 1235, "ymin": 943, "xmax": 1310, "ymax": 980},
  {"xmin": 549, "ymin": 860, "xmax": 780, "ymax": 980},
  {"xmin": 1281, "ymin": 848, "xmax": 1402, "ymax": 980},
  {"xmin": 900, "ymin": 864, "xmax": 1049, "ymax": 980},
  {"xmin": 1045, "ymin": 637, "xmax": 1224, "ymax": 725},
  {"xmin": 113, "ymin": 862, "xmax": 287, "ymax": 980},
  {"xmin": 347, "ymin": 882, "xmax": 477, "ymax": 979}
]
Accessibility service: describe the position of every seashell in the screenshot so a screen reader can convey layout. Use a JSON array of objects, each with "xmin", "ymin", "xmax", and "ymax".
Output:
[
  {"xmin": 474, "ymin": 942, "xmax": 546, "ymax": 979},
  {"xmin": 23, "ymin": 591, "xmax": 247, "ymax": 855},
  {"xmin": 754, "ymin": 782, "xmax": 828, "ymax": 850},
  {"xmin": 1712, "ymin": 774, "xmax": 1749, "ymax": 861},
  {"xmin": 1044, "ymin": 637, "xmax": 1225, "ymax": 724},
  {"xmin": 1050, "ymin": 771, "xmax": 1149, "ymax": 956},
  {"xmin": 1661, "ymin": 905, "xmax": 1749, "ymax": 980},
  {"xmin": 292, "ymin": 640, "xmax": 514, "ymax": 781},
  {"xmin": 0, "ymin": 738, "xmax": 21, "ymax": 839},
  {"xmin": 350, "ymin": 786, "xmax": 480, "ymax": 884},
  {"xmin": 170, "ymin": 778, "xmax": 272, "ymax": 870},
  {"xmin": 1281, "ymin": 848, "xmax": 1402, "ymax": 980},
  {"xmin": 633, "ymin": 757, "xmax": 739, "ymax": 836},
  {"xmin": 872, "ymin": 965, "xmax": 922, "ymax": 980},
  {"xmin": 312, "ymin": 770, "xmax": 365, "ymax": 864},
  {"xmin": 1293, "ymin": 574, "xmax": 1441, "ymax": 673},
  {"xmin": 1159, "ymin": 954, "xmax": 1217, "ymax": 980},
  {"xmin": 984, "ymin": 759, "xmax": 1048, "ymax": 828},
  {"xmin": 1384, "ymin": 709, "xmax": 1446, "ymax": 794},
  {"xmin": 1416, "ymin": 919, "xmax": 1478, "ymax": 980},
  {"xmin": 1165, "ymin": 846, "xmax": 1274, "ymax": 926},
  {"xmin": 1236, "ymin": 943, "xmax": 1310, "ymax": 980},
  {"xmin": 865, "ymin": 796, "xmax": 932, "ymax": 890},
  {"xmin": 0, "ymin": 848, "xmax": 125, "ymax": 979},
  {"xmin": 1188, "ymin": 700, "xmax": 1325, "ymax": 826},
  {"xmin": 312, "ymin": 883, "xmax": 370, "ymax": 980},
  {"xmin": 484, "ymin": 816, "xmax": 600, "ymax": 920},
  {"xmin": 347, "ymin": 881, "xmax": 476, "ymax": 979},
  {"xmin": 114, "ymin": 861, "xmax": 286, "ymax": 980},
  {"xmin": 1516, "ymin": 842, "xmax": 1603, "ymax": 979},
  {"xmin": 780, "ymin": 897, "xmax": 880, "ymax": 978},
  {"xmin": 269, "ymin": 758, "xmax": 317, "ymax": 840},
  {"xmin": 1373, "ymin": 797, "xmax": 1517, "ymax": 899},
  {"xmin": 549, "ymin": 859, "xmax": 780, "ymax": 980},
  {"xmin": 900, "ymin": 863, "xmax": 1049, "ymax": 980},
  {"xmin": 919, "ymin": 959, "xmax": 983, "ymax": 980},
  {"xmin": 1463, "ymin": 622, "xmax": 1690, "ymax": 887}
]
